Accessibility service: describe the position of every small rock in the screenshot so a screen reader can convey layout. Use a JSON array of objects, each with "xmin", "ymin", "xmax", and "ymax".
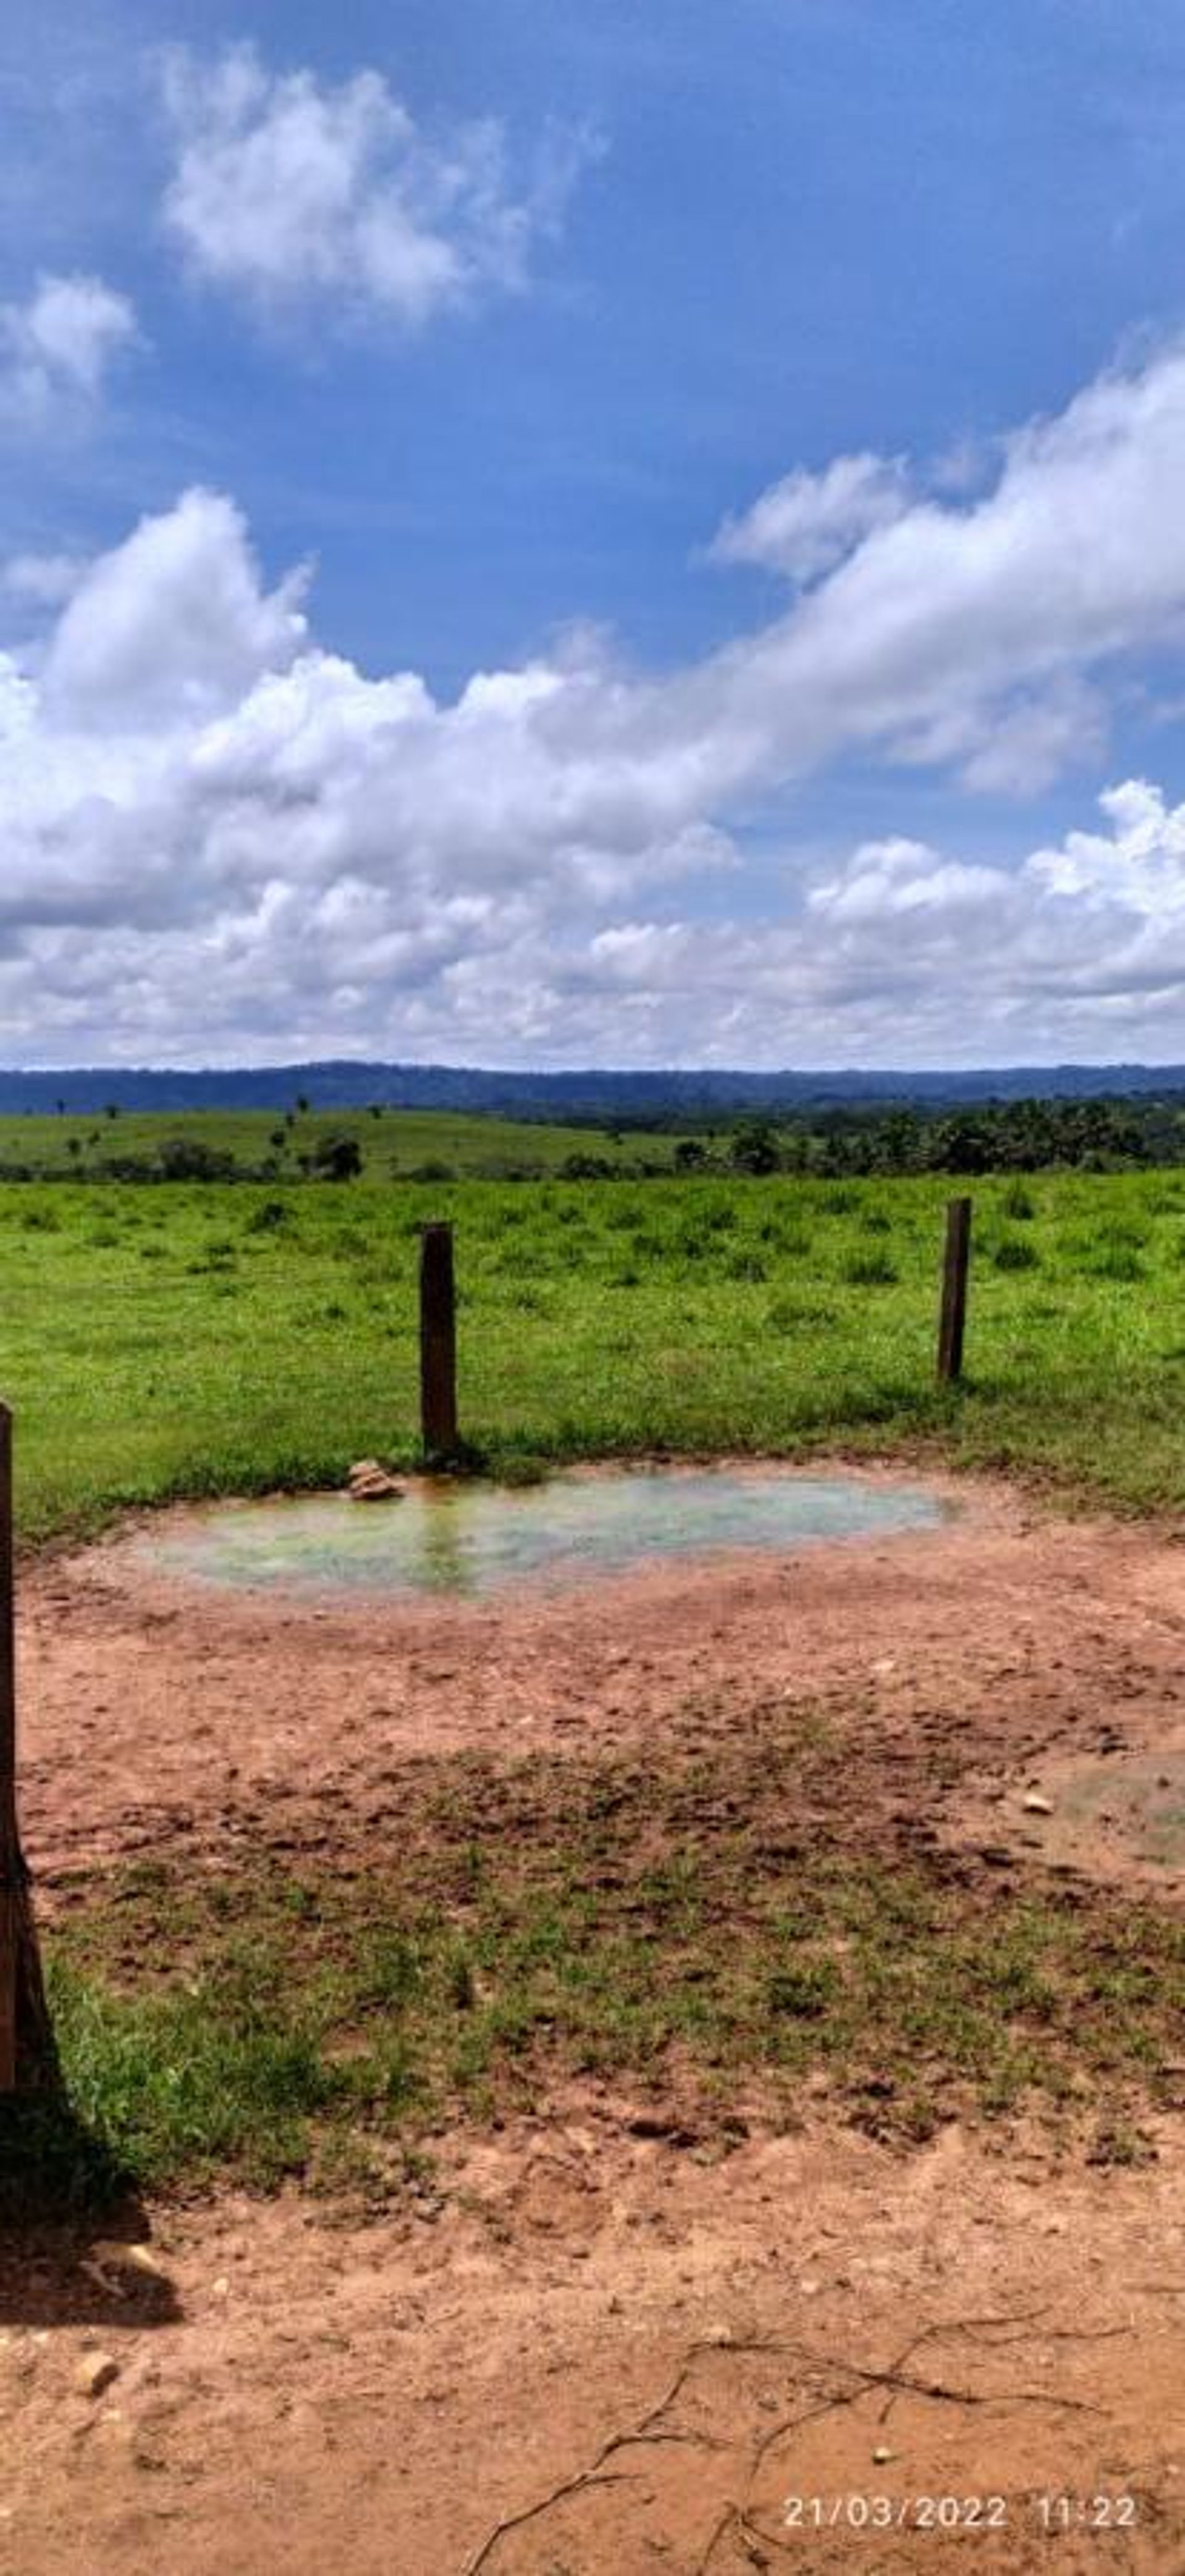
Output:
[
  {"xmin": 211, "ymin": 2277, "xmax": 230, "ymax": 2301},
  {"xmin": 75, "ymin": 2353, "xmax": 119, "ymax": 2401},
  {"xmin": 1022, "ymin": 1793, "xmax": 1054, "ymax": 1816},
  {"xmin": 124, "ymin": 2244, "xmax": 168, "ymax": 2281},
  {"xmin": 873, "ymin": 2445, "xmax": 896, "ymax": 2465},
  {"xmin": 347, "ymin": 1460, "xmax": 403, "ymax": 1503}
]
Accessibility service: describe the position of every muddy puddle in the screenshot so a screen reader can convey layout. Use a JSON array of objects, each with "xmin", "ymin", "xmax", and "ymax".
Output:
[{"xmin": 127, "ymin": 1464, "xmax": 949, "ymax": 1602}]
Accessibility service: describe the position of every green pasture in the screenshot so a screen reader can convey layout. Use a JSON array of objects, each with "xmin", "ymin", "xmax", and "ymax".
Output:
[
  {"xmin": 0, "ymin": 1103, "xmax": 658, "ymax": 1179},
  {"xmin": 2, "ymin": 1161, "xmax": 1184, "ymax": 1540}
]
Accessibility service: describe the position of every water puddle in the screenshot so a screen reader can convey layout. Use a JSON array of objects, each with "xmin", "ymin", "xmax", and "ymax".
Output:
[
  {"xmin": 133, "ymin": 1466, "xmax": 949, "ymax": 1603},
  {"xmin": 1037, "ymin": 1749, "xmax": 1185, "ymax": 1871}
]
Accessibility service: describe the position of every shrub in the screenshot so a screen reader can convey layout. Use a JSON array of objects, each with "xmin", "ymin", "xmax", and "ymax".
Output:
[
  {"xmin": 310, "ymin": 1134, "xmax": 363, "ymax": 1182},
  {"xmin": 157, "ymin": 1137, "xmax": 238, "ymax": 1182},
  {"xmin": 729, "ymin": 1120, "xmax": 780, "ymax": 1176}
]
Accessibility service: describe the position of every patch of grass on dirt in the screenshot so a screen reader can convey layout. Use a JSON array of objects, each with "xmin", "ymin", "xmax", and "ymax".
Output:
[{"xmin": 37, "ymin": 1722, "xmax": 1185, "ymax": 2201}]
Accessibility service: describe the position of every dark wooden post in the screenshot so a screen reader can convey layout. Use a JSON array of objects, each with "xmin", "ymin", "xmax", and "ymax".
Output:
[
  {"xmin": 420, "ymin": 1222, "xmax": 459, "ymax": 1460},
  {"xmin": 0, "ymin": 1405, "xmax": 52, "ymax": 2090},
  {"xmin": 937, "ymin": 1197, "xmax": 973, "ymax": 1384},
  {"xmin": 0, "ymin": 1405, "xmax": 16, "ymax": 2088}
]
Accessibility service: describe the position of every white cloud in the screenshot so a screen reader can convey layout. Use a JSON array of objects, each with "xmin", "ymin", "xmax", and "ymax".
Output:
[
  {"xmin": 159, "ymin": 43, "xmax": 597, "ymax": 330},
  {"xmin": 1, "ymin": 552, "xmax": 90, "ymax": 608},
  {"xmin": 694, "ymin": 344, "xmax": 1185, "ymax": 799},
  {"xmin": 9, "ymin": 343, "xmax": 1185, "ymax": 1062},
  {"xmin": 710, "ymin": 452, "xmax": 911, "ymax": 583},
  {"xmin": 42, "ymin": 489, "xmax": 309, "ymax": 731},
  {"xmin": 0, "ymin": 273, "xmax": 137, "ymax": 423}
]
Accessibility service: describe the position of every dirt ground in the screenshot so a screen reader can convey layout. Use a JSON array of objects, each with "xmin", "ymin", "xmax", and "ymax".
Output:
[{"xmin": 7, "ymin": 1465, "xmax": 1185, "ymax": 2572}]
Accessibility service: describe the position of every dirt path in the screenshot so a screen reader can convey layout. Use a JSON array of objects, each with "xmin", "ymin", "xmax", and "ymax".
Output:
[
  {"xmin": 4, "ymin": 2111, "xmax": 1185, "ymax": 2574},
  {"xmin": 7, "ymin": 1466, "xmax": 1185, "ymax": 2571}
]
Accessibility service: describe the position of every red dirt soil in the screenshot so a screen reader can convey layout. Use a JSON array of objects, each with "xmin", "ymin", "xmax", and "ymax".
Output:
[{"xmin": 6, "ymin": 1466, "xmax": 1185, "ymax": 2572}]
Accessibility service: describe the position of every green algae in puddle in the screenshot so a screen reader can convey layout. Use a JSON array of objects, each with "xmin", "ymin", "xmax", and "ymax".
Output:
[{"xmin": 136, "ymin": 1468, "xmax": 948, "ymax": 1603}]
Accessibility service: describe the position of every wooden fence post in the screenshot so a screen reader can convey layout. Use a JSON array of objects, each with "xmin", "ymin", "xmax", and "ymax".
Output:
[
  {"xmin": 0, "ymin": 1405, "xmax": 54, "ymax": 2092},
  {"xmin": 0, "ymin": 1405, "xmax": 15, "ymax": 2087},
  {"xmin": 937, "ymin": 1196, "xmax": 973, "ymax": 1384},
  {"xmin": 420, "ymin": 1222, "xmax": 459, "ymax": 1461}
]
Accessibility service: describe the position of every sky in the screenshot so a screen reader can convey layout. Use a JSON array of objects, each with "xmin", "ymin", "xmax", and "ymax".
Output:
[{"xmin": 6, "ymin": 4, "xmax": 1185, "ymax": 1067}]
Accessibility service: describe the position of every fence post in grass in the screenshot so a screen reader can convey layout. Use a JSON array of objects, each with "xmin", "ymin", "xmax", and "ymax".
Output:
[
  {"xmin": 936, "ymin": 1196, "xmax": 973, "ymax": 1384},
  {"xmin": 419, "ymin": 1221, "xmax": 459, "ymax": 1461},
  {"xmin": 0, "ymin": 1404, "xmax": 53, "ymax": 2090},
  {"xmin": 0, "ymin": 1405, "xmax": 15, "ymax": 2087}
]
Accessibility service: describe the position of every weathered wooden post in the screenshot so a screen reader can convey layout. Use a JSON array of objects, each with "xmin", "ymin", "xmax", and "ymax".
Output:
[
  {"xmin": 419, "ymin": 1222, "xmax": 459, "ymax": 1461},
  {"xmin": 0, "ymin": 1403, "xmax": 52, "ymax": 2089},
  {"xmin": 936, "ymin": 1196, "xmax": 973, "ymax": 1384},
  {"xmin": 0, "ymin": 1404, "xmax": 16, "ymax": 2089}
]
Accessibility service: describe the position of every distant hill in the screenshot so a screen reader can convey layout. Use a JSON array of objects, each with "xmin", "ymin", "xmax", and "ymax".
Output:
[
  {"xmin": 2, "ymin": 1059, "xmax": 1185, "ymax": 1123},
  {"xmin": 4, "ymin": 1060, "xmax": 1185, "ymax": 1121}
]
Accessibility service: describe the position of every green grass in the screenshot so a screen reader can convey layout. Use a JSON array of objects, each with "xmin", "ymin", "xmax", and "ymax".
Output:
[
  {"xmin": 2, "ymin": 1164, "xmax": 1185, "ymax": 1539},
  {"xmin": 0, "ymin": 1105, "xmax": 662, "ymax": 1180},
  {"xmin": 23, "ymin": 1727, "xmax": 1185, "ymax": 2206},
  {"xmin": 7, "ymin": 1146, "xmax": 1185, "ymax": 2212}
]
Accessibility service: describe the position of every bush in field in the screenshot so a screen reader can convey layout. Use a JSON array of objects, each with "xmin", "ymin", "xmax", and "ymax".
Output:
[
  {"xmin": 309, "ymin": 1133, "xmax": 364, "ymax": 1182},
  {"xmin": 729, "ymin": 1120, "xmax": 780, "ymax": 1176},
  {"xmin": 158, "ymin": 1137, "xmax": 238, "ymax": 1182}
]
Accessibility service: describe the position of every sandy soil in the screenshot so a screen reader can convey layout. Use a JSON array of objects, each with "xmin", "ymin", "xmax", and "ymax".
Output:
[
  {"xmin": 7, "ymin": 1465, "xmax": 1185, "ymax": 2572},
  {"xmin": 20, "ymin": 1466, "xmax": 1185, "ymax": 1892},
  {"xmin": 4, "ymin": 2113, "xmax": 1185, "ymax": 2574}
]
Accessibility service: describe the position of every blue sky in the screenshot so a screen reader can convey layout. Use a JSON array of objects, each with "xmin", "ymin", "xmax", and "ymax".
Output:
[{"xmin": 4, "ymin": 0, "xmax": 1185, "ymax": 1065}]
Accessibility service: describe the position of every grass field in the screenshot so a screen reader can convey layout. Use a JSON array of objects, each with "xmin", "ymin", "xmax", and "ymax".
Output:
[
  {"xmin": 1, "ymin": 1157, "xmax": 1184, "ymax": 1541},
  {"xmin": 0, "ymin": 1104, "xmax": 662, "ymax": 1179},
  {"xmin": 8, "ymin": 1135, "xmax": 1185, "ymax": 2208}
]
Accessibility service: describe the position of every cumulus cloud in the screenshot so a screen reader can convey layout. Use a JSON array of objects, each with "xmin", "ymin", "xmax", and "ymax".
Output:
[
  {"xmin": 0, "ymin": 273, "xmax": 137, "ymax": 422},
  {"xmin": 42, "ymin": 488, "xmax": 309, "ymax": 729},
  {"xmin": 159, "ymin": 43, "xmax": 597, "ymax": 329},
  {"xmin": 694, "ymin": 343, "xmax": 1185, "ymax": 797},
  {"xmin": 710, "ymin": 452, "xmax": 912, "ymax": 583},
  {"xmin": 9, "ymin": 342, "xmax": 1185, "ymax": 1061}
]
